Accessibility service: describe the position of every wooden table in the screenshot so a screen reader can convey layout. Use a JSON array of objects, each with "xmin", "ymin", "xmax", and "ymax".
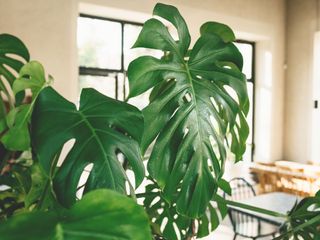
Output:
[
  {"xmin": 228, "ymin": 192, "xmax": 300, "ymax": 225},
  {"xmin": 250, "ymin": 162, "xmax": 320, "ymax": 196}
]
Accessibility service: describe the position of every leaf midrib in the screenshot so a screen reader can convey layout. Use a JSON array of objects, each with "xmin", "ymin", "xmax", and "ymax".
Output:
[
  {"xmin": 184, "ymin": 63, "xmax": 205, "ymax": 172},
  {"xmin": 78, "ymin": 111, "xmax": 116, "ymax": 189}
]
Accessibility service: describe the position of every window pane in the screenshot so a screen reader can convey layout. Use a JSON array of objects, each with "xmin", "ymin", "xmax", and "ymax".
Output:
[
  {"xmin": 79, "ymin": 75, "xmax": 116, "ymax": 99},
  {"xmin": 234, "ymin": 42, "xmax": 253, "ymax": 79},
  {"xmin": 78, "ymin": 17, "xmax": 122, "ymax": 69},
  {"xmin": 124, "ymin": 24, "xmax": 163, "ymax": 70}
]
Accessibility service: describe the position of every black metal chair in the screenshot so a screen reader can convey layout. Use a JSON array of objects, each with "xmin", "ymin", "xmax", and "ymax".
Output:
[{"xmin": 224, "ymin": 178, "xmax": 279, "ymax": 240}]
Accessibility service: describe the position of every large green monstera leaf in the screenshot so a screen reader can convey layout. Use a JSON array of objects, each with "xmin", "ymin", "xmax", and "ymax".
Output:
[
  {"xmin": 31, "ymin": 87, "xmax": 144, "ymax": 207},
  {"xmin": 0, "ymin": 189, "xmax": 153, "ymax": 240},
  {"xmin": 128, "ymin": 3, "xmax": 249, "ymax": 218}
]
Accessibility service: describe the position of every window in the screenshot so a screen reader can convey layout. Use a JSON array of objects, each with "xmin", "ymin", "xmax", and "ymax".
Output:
[
  {"xmin": 77, "ymin": 14, "xmax": 161, "ymax": 109},
  {"xmin": 234, "ymin": 41, "xmax": 255, "ymax": 162}
]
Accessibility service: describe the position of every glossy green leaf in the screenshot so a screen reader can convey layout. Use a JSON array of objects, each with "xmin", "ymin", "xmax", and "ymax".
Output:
[
  {"xmin": 217, "ymin": 178, "xmax": 232, "ymax": 196},
  {"xmin": 0, "ymin": 189, "xmax": 153, "ymax": 240},
  {"xmin": 200, "ymin": 22, "xmax": 236, "ymax": 43},
  {"xmin": 1, "ymin": 61, "xmax": 47, "ymax": 151},
  {"xmin": 31, "ymin": 87, "xmax": 144, "ymax": 207},
  {"xmin": 12, "ymin": 61, "xmax": 46, "ymax": 96},
  {"xmin": 128, "ymin": 3, "xmax": 249, "ymax": 218},
  {"xmin": 0, "ymin": 34, "xmax": 29, "ymax": 86}
]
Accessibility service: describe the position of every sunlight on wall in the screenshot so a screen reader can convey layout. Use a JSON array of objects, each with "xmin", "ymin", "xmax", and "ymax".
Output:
[
  {"xmin": 255, "ymin": 50, "xmax": 273, "ymax": 162},
  {"xmin": 311, "ymin": 32, "xmax": 320, "ymax": 164}
]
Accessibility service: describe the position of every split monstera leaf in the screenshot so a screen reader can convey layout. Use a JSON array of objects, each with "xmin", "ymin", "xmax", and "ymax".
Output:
[{"xmin": 128, "ymin": 3, "xmax": 249, "ymax": 218}]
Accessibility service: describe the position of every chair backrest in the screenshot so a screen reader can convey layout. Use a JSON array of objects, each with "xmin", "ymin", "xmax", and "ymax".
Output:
[{"xmin": 224, "ymin": 178, "xmax": 260, "ymax": 238}]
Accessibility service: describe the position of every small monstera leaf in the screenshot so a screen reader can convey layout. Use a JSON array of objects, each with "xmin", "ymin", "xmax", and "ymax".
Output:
[
  {"xmin": 0, "ymin": 34, "xmax": 29, "ymax": 98},
  {"xmin": 276, "ymin": 191, "xmax": 320, "ymax": 240},
  {"xmin": 31, "ymin": 87, "xmax": 144, "ymax": 207},
  {"xmin": 0, "ymin": 34, "xmax": 30, "ymax": 134},
  {"xmin": 1, "ymin": 61, "xmax": 48, "ymax": 150},
  {"xmin": 128, "ymin": 3, "xmax": 249, "ymax": 218},
  {"xmin": 0, "ymin": 189, "xmax": 153, "ymax": 240}
]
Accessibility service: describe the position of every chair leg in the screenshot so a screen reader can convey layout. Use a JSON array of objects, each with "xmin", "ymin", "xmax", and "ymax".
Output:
[{"xmin": 233, "ymin": 233, "xmax": 238, "ymax": 240}]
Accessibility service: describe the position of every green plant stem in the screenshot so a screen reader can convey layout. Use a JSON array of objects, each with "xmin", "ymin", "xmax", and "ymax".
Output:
[
  {"xmin": 135, "ymin": 192, "xmax": 159, "ymax": 199},
  {"xmin": 213, "ymin": 195, "xmax": 287, "ymax": 219}
]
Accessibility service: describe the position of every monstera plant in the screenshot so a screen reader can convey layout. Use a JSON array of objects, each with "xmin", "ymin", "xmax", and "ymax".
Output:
[{"xmin": 0, "ymin": 3, "xmax": 319, "ymax": 240}]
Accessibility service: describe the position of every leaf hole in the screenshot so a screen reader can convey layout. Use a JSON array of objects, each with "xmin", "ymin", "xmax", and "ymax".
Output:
[
  {"xmin": 173, "ymin": 222, "xmax": 181, "ymax": 240},
  {"xmin": 76, "ymin": 163, "xmax": 94, "ymax": 200},
  {"xmin": 157, "ymin": 208, "xmax": 164, "ymax": 214},
  {"xmin": 57, "ymin": 139, "xmax": 76, "ymax": 166},
  {"xmin": 210, "ymin": 115, "xmax": 220, "ymax": 134},
  {"xmin": 160, "ymin": 217, "xmax": 168, "ymax": 233},
  {"xmin": 150, "ymin": 196, "xmax": 161, "ymax": 207},
  {"xmin": 183, "ymin": 127, "xmax": 189, "ymax": 138},
  {"xmin": 210, "ymin": 97, "xmax": 219, "ymax": 112},
  {"xmin": 5, "ymin": 53, "xmax": 26, "ymax": 63},
  {"xmin": 125, "ymin": 169, "xmax": 136, "ymax": 192},
  {"xmin": 2, "ymin": 63, "xmax": 18, "ymax": 79},
  {"xmin": 183, "ymin": 92, "xmax": 192, "ymax": 103},
  {"xmin": 0, "ymin": 75, "xmax": 14, "ymax": 100},
  {"xmin": 223, "ymin": 85, "xmax": 239, "ymax": 104},
  {"xmin": 209, "ymin": 135, "xmax": 221, "ymax": 160}
]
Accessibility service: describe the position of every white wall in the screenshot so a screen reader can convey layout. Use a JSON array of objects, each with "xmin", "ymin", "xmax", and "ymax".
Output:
[
  {"xmin": 0, "ymin": 0, "xmax": 286, "ymax": 162},
  {"xmin": 284, "ymin": 0, "xmax": 319, "ymax": 163},
  {"xmin": 0, "ymin": 0, "xmax": 78, "ymax": 102}
]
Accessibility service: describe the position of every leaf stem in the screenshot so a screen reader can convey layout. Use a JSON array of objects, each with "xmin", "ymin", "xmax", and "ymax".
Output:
[
  {"xmin": 274, "ymin": 214, "xmax": 320, "ymax": 239},
  {"xmin": 135, "ymin": 192, "xmax": 159, "ymax": 198},
  {"xmin": 213, "ymin": 195, "xmax": 287, "ymax": 218}
]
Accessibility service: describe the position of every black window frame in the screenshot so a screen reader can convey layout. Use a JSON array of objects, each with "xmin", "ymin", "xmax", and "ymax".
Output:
[
  {"xmin": 78, "ymin": 13, "xmax": 143, "ymax": 100},
  {"xmin": 235, "ymin": 39, "xmax": 256, "ymax": 162}
]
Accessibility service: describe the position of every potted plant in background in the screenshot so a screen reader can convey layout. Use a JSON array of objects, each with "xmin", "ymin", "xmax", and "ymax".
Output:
[{"xmin": 0, "ymin": 3, "xmax": 319, "ymax": 240}]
